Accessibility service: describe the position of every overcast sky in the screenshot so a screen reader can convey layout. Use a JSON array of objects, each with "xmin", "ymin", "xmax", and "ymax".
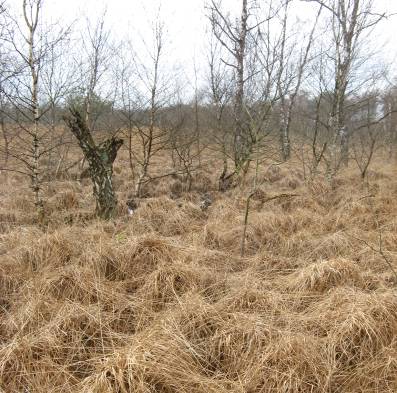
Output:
[
  {"xmin": 49, "ymin": 0, "xmax": 397, "ymax": 69},
  {"xmin": 8, "ymin": 0, "xmax": 397, "ymax": 81}
]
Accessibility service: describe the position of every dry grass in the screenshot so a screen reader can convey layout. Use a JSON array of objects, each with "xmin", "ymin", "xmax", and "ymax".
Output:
[{"xmin": 1, "ymin": 156, "xmax": 397, "ymax": 392}]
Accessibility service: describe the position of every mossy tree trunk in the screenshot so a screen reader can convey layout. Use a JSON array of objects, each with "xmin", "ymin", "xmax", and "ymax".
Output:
[{"xmin": 65, "ymin": 108, "xmax": 123, "ymax": 219}]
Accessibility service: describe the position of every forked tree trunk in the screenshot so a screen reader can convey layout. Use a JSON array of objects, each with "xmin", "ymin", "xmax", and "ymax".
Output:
[{"xmin": 64, "ymin": 108, "xmax": 123, "ymax": 219}]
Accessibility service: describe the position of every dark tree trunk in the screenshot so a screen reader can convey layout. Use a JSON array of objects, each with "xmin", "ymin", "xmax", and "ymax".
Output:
[{"xmin": 64, "ymin": 108, "xmax": 123, "ymax": 219}]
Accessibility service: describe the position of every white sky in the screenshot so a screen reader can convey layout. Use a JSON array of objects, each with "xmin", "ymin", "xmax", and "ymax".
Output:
[
  {"xmin": 55, "ymin": 0, "xmax": 397, "ymax": 68},
  {"xmin": 7, "ymin": 0, "xmax": 397, "ymax": 80}
]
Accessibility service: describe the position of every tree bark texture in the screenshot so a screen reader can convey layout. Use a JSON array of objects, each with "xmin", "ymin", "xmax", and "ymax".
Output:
[{"xmin": 65, "ymin": 108, "xmax": 123, "ymax": 219}]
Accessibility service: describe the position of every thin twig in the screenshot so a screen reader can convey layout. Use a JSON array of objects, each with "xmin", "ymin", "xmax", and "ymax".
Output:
[
  {"xmin": 240, "ymin": 192, "xmax": 299, "ymax": 257},
  {"xmin": 345, "ymin": 232, "xmax": 397, "ymax": 283}
]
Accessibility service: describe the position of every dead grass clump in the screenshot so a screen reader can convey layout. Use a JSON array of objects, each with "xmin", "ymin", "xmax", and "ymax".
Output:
[
  {"xmin": 45, "ymin": 179, "xmax": 82, "ymax": 195},
  {"xmin": 55, "ymin": 209, "xmax": 95, "ymax": 226},
  {"xmin": 134, "ymin": 197, "xmax": 205, "ymax": 236},
  {"xmin": 0, "ymin": 211, "xmax": 18, "ymax": 233},
  {"xmin": 160, "ymin": 298, "xmax": 275, "ymax": 385},
  {"xmin": 372, "ymin": 195, "xmax": 397, "ymax": 221},
  {"xmin": 307, "ymin": 179, "xmax": 343, "ymax": 208},
  {"xmin": 55, "ymin": 304, "xmax": 127, "ymax": 358},
  {"xmin": 366, "ymin": 168, "xmax": 391, "ymax": 181},
  {"xmin": 202, "ymin": 223, "xmax": 261, "ymax": 255},
  {"xmin": 25, "ymin": 265, "xmax": 100, "ymax": 304},
  {"xmin": 84, "ymin": 348, "xmax": 231, "ymax": 393},
  {"xmin": 202, "ymin": 224, "xmax": 235, "ymax": 251},
  {"xmin": 170, "ymin": 178, "xmax": 184, "ymax": 197},
  {"xmin": 1, "ymin": 299, "xmax": 132, "ymax": 391},
  {"xmin": 9, "ymin": 195, "xmax": 33, "ymax": 212},
  {"xmin": 135, "ymin": 262, "xmax": 214, "ymax": 311},
  {"xmin": 17, "ymin": 229, "xmax": 81, "ymax": 271},
  {"xmin": 207, "ymin": 313, "xmax": 276, "ymax": 379},
  {"xmin": 80, "ymin": 300, "xmax": 233, "ymax": 393},
  {"xmin": 2, "ymin": 294, "xmax": 62, "ymax": 342},
  {"xmin": 80, "ymin": 235, "xmax": 183, "ymax": 283},
  {"xmin": 251, "ymin": 211, "xmax": 311, "ymax": 238},
  {"xmin": 207, "ymin": 197, "xmax": 240, "ymax": 221},
  {"xmin": 301, "ymin": 231, "xmax": 356, "ymax": 261},
  {"xmin": 104, "ymin": 298, "xmax": 138, "ymax": 335},
  {"xmin": 249, "ymin": 226, "xmax": 286, "ymax": 255},
  {"xmin": 286, "ymin": 258, "xmax": 364, "ymax": 293},
  {"xmin": 219, "ymin": 284, "xmax": 283, "ymax": 314},
  {"xmin": 0, "ymin": 332, "xmax": 77, "ymax": 392},
  {"xmin": 345, "ymin": 341, "xmax": 397, "ymax": 392},
  {"xmin": 0, "ymin": 227, "xmax": 42, "ymax": 256},
  {"xmin": 1, "ymin": 157, "xmax": 397, "ymax": 392},
  {"xmin": 0, "ymin": 263, "xmax": 22, "ymax": 318},
  {"xmin": 81, "ymin": 244, "xmax": 128, "ymax": 281},
  {"xmin": 53, "ymin": 190, "xmax": 80, "ymax": 210},
  {"xmin": 188, "ymin": 247, "xmax": 242, "ymax": 273},
  {"xmin": 306, "ymin": 289, "xmax": 397, "ymax": 391},
  {"xmin": 278, "ymin": 175, "xmax": 301, "ymax": 190},
  {"xmin": 265, "ymin": 165, "xmax": 283, "ymax": 183},
  {"xmin": 164, "ymin": 298, "xmax": 327, "ymax": 393},
  {"xmin": 171, "ymin": 296, "xmax": 270, "ymax": 352},
  {"xmin": 252, "ymin": 252, "xmax": 301, "ymax": 274},
  {"xmin": 304, "ymin": 289, "xmax": 397, "ymax": 360},
  {"xmin": 128, "ymin": 236, "xmax": 179, "ymax": 270},
  {"xmin": 0, "ymin": 265, "xmax": 18, "ymax": 297},
  {"xmin": 249, "ymin": 334, "xmax": 329, "ymax": 393},
  {"xmin": 328, "ymin": 290, "xmax": 397, "ymax": 359},
  {"xmin": 192, "ymin": 172, "xmax": 213, "ymax": 192}
]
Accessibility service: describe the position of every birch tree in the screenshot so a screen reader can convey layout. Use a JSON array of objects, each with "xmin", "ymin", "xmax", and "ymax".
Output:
[
  {"xmin": 65, "ymin": 14, "xmax": 123, "ymax": 219},
  {"xmin": 208, "ymin": 0, "xmax": 255, "ymax": 171},
  {"xmin": 303, "ymin": 0, "xmax": 387, "ymax": 171},
  {"xmin": 1, "ymin": 0, "xmax": 68, "ymax": 219}
]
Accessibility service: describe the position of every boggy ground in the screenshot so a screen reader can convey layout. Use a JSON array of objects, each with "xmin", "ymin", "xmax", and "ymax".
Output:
[{"xmin": 0, "ymin": 156, "xmax": 397, "ymax": 393}]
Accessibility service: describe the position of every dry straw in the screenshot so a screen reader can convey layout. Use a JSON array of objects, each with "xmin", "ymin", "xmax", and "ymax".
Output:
[{"xmin": 0, "ymin": 160, "xmax": 397, "ymax": 392}]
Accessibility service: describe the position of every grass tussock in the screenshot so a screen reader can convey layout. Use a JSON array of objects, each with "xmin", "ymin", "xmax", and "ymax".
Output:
[
  {"xmin": 286, "ymin": 258, "xmax": 364, "ymax": 293},
  {"xmin": 1, "ymin": 159, "xmax": 397, "ymax": 392}
]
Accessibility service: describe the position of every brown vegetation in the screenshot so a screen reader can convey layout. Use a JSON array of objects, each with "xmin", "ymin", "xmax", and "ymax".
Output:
[{"xmin": 0, "ymin": 153, "xmax": 396, "ymax": 393}]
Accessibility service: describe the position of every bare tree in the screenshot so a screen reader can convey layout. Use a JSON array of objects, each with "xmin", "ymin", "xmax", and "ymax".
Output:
[
  {"xmin": 0, "ymin": 0, "xmax": 69, "ymax": 219},
  {"xmin": 134, "ymin": 19, "xmax": 165, "ymax": 197},
  {"xmin": 0, "ymin": 1, "xmax": 9, "ymax": 168},
  {"xmin": 303, "ymin": 0, "xmax": 387, "ymax": 171},
  {"xmin": 206, "ymin": 36, "xmax": 234, "ymax": 190},
  {"xmin": 78, "ymin": 12, "xmax": 112, "ymax": 133},
  {"xmin": 0, "ymin": 87, "xmax": 8, "ymax": 168},
  {"xmin": 23, "ymin": 0, "xmax": 43, "ymax": 213},
  {"xmin": 40, "ymin": 30, "xmax": 77, "ymax": 180},
  {"xmin": 192, "ymin": 59, "xmax": 203, "ymax": 168},
  {"xmin": 208, "ymin": 0, "xmax": 256, "ymax": 171},
  {"xmin": 118, "ymin": 16, "xmax": 177, "ymax": 197},
  {"xmin": 208, "ymin": 0, "xmax": 296, "ymax": 186},
  {"xmin": 64, "ymin": 108, "xmax": 122, "ymax": 219},
  {"xmin": 351, "ymin": 92, "xmax": 395, "ymax": 180},
  {"xmin": 115, "ymin": 42, "xmax": 137, "ymax": 180},
  {"xmin": 294, "ymin": 53, "xmax": 331, "ymax": 181},
  {"xmin": 277, "ymin": 2, "xmax": 322, "ymax": 161},
  {"xmin": 64, "ymin": 14, "xmax": 123, "ymax": 219},
  {"xmin": 232, "ymin": 0, "xmax": 299, "ymax": 176},
  {"xmin": 383, "ymin": 86, "xmax": 397, "ymax": 159}
]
